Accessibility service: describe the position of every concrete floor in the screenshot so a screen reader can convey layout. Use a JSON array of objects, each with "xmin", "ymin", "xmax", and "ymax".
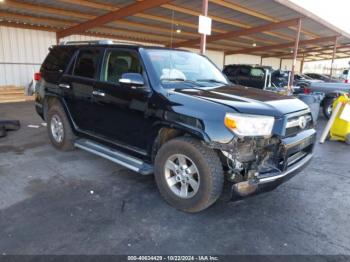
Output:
[{"xmin": 0, "ymin": 101, "xmax": 350, "ymax": 255}]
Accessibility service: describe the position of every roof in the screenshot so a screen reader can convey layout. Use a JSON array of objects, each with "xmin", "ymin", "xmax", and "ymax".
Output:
[{"xmin": 0, "ymin": 0, "xmax": 349, "ymax": 62}]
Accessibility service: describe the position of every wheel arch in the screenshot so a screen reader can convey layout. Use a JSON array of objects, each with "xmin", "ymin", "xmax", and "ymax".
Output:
[
  {"xmin": 43, "ymin": 95, "xmax": 77, "ymax": 132},
  {"xmin": 150, "ymin": 123, "xmax": 211, "ymax": 162}
]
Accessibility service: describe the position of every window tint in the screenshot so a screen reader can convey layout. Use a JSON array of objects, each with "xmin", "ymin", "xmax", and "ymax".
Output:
[
  {"xmin": 42, "ymin": 46, "xmax": 75, "ymax": 72},
  {"xmin": 102, "ymin": 50, "xmax": 142, "ymax": 83},
  {"xmin": 74, "ymin": 49, "xmax": 101, "ymax": 79},
  {"xmin": 239, "ymin": 67, "xmax": 250, "ymax": 76}
]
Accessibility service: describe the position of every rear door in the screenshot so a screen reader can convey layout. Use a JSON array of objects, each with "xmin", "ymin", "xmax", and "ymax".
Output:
[
  {"xmin": 91, "ymin": 48, "xmax": 153, "ymax": 153},
  {"xmin": 236, "ymin": 66, "xmax": 252, "ymax": 86},
  {"xmin": 59, "ymin": 48, "xmax": 102, "ymax": 132}
]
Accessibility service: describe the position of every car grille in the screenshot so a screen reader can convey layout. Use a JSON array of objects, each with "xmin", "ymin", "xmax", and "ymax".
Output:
[{"xmin": 285, "ymin": 110, "xmax": 313, "ymax": 137}]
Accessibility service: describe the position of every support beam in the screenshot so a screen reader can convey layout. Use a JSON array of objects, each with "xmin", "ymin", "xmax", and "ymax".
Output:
[
  {"xmin": 261, "ymin": 44, "xmax": 350, "ymax": 58},
  {"xmin": 225, "ymin": 36, "xmax": 339, "ymax": 55},
  {"xmin": 290, "ymin": 19, "xmax": 302, "ymax": 91},
  {"xmin": 330, "ymin": 37, "xmax": 338, "ymax": 77},
  {"xmin": 57, "ymin": 0, "xmax": 172, "ymax": 39},
  {"xmin": 209, "ymin": 0, "xmax": 319, "ymax": 39},
  {"xmin": 300, "ymin": 54, "xmax": 305, "ymax": 73},
  {"xmin": 172, "ymin": 18, "xmax": 299, "ymax": 48},
  {"xmin": 279, "ymin": 58, "xmax": 283, "ymax": 70},
  {"xmin": 200, "ymin": 0, "xmax": 209, "ymax": 55}
]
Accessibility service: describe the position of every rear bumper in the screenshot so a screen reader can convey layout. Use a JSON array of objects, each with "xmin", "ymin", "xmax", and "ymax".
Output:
[{"xmin": 231, "ymin": 129, "xmax": 316, "ymax": 200}]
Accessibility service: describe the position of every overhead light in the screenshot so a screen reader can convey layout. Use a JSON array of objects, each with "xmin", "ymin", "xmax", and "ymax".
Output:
[
  {"xmin": 0, "ymin": 0, "xmax": 5, "ymax": 3},
  {"xmin": 252, "ymin": 43, "xmax": 257, "ymax": 47},
  {"xmin": 290, "ymin": 49, "xmax": 293, "ymax": 53},
  {"xmin": 176, "ymin": 29, "xmax": 182, "ymax": 34}
]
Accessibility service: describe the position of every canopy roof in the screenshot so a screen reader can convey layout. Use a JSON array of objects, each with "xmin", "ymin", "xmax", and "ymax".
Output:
[{"xmin": 1, "ymin": 0, "xmax": 349, "ymax": 62}]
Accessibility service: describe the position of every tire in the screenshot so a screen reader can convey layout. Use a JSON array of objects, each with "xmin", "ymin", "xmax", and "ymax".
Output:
[
  {"xmin": 47, "ymin": 102, "xmax": 75, "ymax": 151},
  {"xmin": 323, "ymin": 98, "xmax": 334, "ymax": 119},
  {"xmin": 0, "ymin": 125, "xmax": 6, "ymax": 138},
  {"xmin": 154, "ymin": 137, "xmax": 224, "ymax": 213}
]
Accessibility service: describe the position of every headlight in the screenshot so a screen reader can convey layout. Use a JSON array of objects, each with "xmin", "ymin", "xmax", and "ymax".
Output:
[{"xmin": 224, "ymin": 113, "xmax": 275, "ymax": 137}]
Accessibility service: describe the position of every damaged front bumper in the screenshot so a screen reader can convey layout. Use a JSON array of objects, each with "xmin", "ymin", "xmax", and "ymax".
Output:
[{"xmin": 215, "ymin": 129, "xmax": 317, "ymax": 201}]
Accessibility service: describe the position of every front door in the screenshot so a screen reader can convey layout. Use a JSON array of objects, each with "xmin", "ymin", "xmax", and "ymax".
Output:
[{"xmin": 92, "ymin": 48, "xmax": 153, "ymax": 154}]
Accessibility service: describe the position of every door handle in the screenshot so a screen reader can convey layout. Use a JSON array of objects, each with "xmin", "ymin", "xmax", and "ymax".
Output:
[
  {"xmin": 92, "ymin": 90, "xmax": 106, "ymax": 97},
  {"xmin": 59, "ymin": 83, "xmax": 71, "ymax": 89}
]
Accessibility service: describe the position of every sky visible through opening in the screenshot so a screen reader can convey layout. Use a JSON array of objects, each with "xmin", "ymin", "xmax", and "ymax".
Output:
[
  {"xmin": 290, "ymin": 0, "xmax": 350, "ymax": 72},
  {"xmin": 291, "ymin": 0, "xmax": 350, "ymax": 34}
]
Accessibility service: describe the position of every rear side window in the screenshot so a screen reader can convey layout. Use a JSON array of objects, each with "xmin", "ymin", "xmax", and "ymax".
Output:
[
  {"xmin": 42, "ymin": 47, "xmax": 75, "ymax": 72},
  {"xmin": 73, "ymin": 49, "xmax": 101, "ymax": 79}
]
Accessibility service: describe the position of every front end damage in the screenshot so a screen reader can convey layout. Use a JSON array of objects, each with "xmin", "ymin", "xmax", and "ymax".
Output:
[{"xmin": 211, "ymin": 129, "xmax": 316, "ymax": 200}]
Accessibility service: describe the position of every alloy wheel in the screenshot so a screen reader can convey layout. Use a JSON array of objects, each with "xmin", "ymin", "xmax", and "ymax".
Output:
[
  {"xmin": 164, "ymin": 154, "xmax": 200, "ymax": 199},
  {"xmin": 50, "ymin": 114, "xmax": 64, "ymax": 143}
]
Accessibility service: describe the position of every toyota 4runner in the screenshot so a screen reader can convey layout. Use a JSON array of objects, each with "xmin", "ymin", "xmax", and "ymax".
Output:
[{"xmin": 35, "ymin": 40, "xmax": 316, "ymax": 213}]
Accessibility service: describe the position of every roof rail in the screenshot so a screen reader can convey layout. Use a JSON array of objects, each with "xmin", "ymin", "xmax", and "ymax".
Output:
[{"xmin": 59, "ymin": 40, "xmax": 139, "ymax": 46}]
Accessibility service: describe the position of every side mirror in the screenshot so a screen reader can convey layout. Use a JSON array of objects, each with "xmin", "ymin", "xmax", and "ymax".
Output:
[{"xmin": 119, "ymin": 73, "xmax": 145, "ymax": 87}]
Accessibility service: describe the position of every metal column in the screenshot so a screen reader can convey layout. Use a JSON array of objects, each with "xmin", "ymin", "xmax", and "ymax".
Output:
[
  {"xmin": 300, "ymin": 54, "xmax": 305, "ymax": 73},
  {"xmin": 330, "ymin": 37, "xmax": 338, "ymax": 78},
  {"xmin": 200, "ymin": 0, "xmax": 209, "ymax": 55},
  {"xmin": 289, "ymin": 18, "xmax": 302, "ymax": 91}
]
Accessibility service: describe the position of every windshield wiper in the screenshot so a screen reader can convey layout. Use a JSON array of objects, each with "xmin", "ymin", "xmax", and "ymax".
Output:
[
  {"xmin": 196, "ymin": 79, "xmax": 227, "ymax": 85},
  {"xmin": 161, "ymin": 78, "xmax": 205, "ymax": 87}
]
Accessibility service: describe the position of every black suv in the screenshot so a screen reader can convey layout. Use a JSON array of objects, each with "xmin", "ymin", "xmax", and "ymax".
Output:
[
  {"xmin": 35, "ymin": 41, "xmax": 316, "ymax": 212},
  {"xmin": 223, "ymin": 64, "xmax": 289, "ymax": 89}
]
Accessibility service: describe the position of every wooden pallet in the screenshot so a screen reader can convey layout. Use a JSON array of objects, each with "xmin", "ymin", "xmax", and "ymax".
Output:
[{"xmin": 0, "ymin": 85, "xmax": 34, "ymax": 104}]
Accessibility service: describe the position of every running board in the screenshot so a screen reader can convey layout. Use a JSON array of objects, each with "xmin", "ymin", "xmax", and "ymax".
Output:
[{"xmin": 74, "ymin": 139, "xmax": 153, "ymax": 175}]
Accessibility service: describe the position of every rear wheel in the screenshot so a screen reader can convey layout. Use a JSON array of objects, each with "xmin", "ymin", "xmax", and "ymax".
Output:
[
  {"xmin": 154, "ymin": 137, "xmax": 224, "ymax": 213},
  {"xmin": 47, "ymin": 103, "xmax": 75, "ymax": 151}
]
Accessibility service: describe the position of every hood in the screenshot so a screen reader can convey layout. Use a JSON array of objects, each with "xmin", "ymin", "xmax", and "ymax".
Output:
[{"xmin": 174, "ymin": 85, "xmax": 308, "ymax": 118}]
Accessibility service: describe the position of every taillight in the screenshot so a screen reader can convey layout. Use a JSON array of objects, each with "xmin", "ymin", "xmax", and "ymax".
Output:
[
  {"xmin": 34, "ymin": 72, "xmax": 41, "ymax": 81},
  {"xmin": 345, "ymin": 79, "xmax": 348, "ymax": 83},
  {"xmin": 303, "ymin": 87, "xmax": 311, "ymax": 94}
]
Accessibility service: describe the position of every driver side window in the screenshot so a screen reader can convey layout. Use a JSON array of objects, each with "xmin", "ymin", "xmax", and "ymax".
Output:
[{"xmin": 102, "ymin": 50, "xmax": 142, "ymax": 84}]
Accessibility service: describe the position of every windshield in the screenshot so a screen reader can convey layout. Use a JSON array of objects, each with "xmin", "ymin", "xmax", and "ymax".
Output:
[{"xmin": 144, "ymin": 49, "xmax": 228, "ymax": 87}]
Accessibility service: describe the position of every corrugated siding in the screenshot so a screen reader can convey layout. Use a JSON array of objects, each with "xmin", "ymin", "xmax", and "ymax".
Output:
[
  {"xmin": 0, "ymin": 26, "xmax": 56, "ymax": 86},
  {"xmin": 262, "ymin": 58, "xmax": 281, "ymax": 69},
  {"xmin": 225, "ymin": 54, "xmax": 261, "ymax": 65}
]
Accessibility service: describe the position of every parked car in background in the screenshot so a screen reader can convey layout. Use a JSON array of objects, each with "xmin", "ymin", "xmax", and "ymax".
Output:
[
  {"xmin": 305, "ymin": 73, "xmax": 340, "ymax": 83},
  {"xmin": 341, "ymin": 69, "xmax": 350, "ymax": 83},
  {"xmin": 35, "ymin": 41, "xmax": 316, "ymax": 212},
  {"xmin": 302, "ymin": 81, "xmax": 350, "ymax": 118},
  {"xmin": 294, "ymin": 73, "xmax": 324, "ymax": 88},
  {"xmin": 223, "ymin": 64, "xmax": 289, "ymax": 89}
]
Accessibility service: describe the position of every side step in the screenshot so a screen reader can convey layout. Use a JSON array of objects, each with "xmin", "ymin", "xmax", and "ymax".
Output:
[{"xmin": 74, "ymin": 139, "xmax": 153, "ymax": 175}]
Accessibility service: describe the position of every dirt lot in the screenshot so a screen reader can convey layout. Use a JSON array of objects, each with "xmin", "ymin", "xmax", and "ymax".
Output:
[{"xmin": 0, "ymin": 101, "xmax": 350, "ymax": 255}]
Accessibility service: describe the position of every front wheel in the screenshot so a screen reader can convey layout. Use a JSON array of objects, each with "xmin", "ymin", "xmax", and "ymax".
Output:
[
  {"xmin": 154, "ymin": 137, "xmax": 224, "ymax": 213},
  {"xmin": 323, "ymin": 98, "xmax": 335, "ymax": 119}
]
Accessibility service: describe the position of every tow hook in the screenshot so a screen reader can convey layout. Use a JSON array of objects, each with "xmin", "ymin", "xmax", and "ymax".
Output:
[{"xmin": 231, "ymin": 171, "xmax": 259, "ymax": 200}]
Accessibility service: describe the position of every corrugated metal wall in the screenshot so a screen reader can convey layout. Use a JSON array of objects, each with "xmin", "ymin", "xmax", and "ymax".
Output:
[{"xmin": 0, "ymin": 26, "xmax": 56, "ymax": 87}]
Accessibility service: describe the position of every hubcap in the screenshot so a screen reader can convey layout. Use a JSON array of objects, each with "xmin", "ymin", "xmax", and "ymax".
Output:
[
  {"xmin": 50, "ymin": 114, "xmax": 64, "ymax": 143},
  {"xmin": 164, "ymin": 154, "xmax": 200, "ymax": 199},
  {"xmin": 327, "ymin": 104, "xmax": 333, "ymax": 116}
]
